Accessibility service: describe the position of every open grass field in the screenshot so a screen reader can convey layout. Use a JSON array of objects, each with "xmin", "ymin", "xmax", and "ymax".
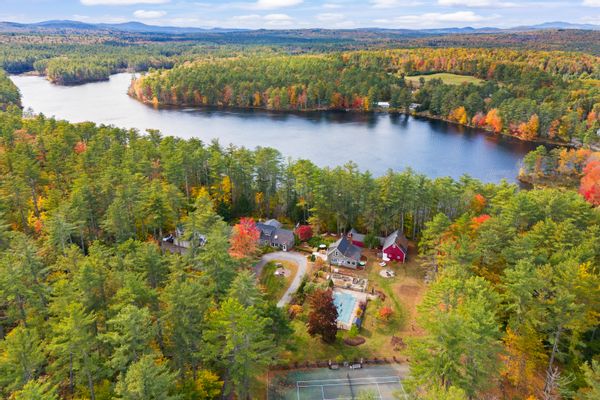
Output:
[
  {"xmin": 259, "ymin": 260, "xmax": 299, "ymax": 302},
  {"xmin": 405, "ymin": 72, "xmax": 484, "ymax": 87}
]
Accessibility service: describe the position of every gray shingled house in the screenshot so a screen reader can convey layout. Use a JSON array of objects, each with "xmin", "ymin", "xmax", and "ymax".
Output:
[
  {"xmin": 327, "ymin": 236, "xmax": 363, "ymax": 269},
  {"xmin": 256, "ymin": 219, "xmax": 295, "ymax": 252}
]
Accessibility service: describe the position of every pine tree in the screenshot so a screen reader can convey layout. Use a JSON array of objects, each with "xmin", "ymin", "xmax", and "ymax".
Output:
[
  {"xmin": 0, "ymin": 324, "xmax": 45, "ymax": 395},
  {"xmin": 47, "ymin": 302, "xmax": 102, "ymax": 400},
  {"xmin": 12, "ymin": 380, "xmax": 59, "ymax": 400},
  {"xmin": 115, "ymin": 355, "xmax": 180, "ymax": 400},
  {"xmin": 408, "ymin": 276, "xmax": 501, "ymax": 397},
  {"xmin": 102, "ymin": 304, "xmax": 157, "ymax": 374},
  {"xmin": 204, "ymin": 298, "xmax": 275, "ymax": 399}
]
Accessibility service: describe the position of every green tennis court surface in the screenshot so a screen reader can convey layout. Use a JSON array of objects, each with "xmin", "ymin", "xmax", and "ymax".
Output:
[{"xmin": 268, "ymin": 364, "xmax": 409, "ymax": 400}]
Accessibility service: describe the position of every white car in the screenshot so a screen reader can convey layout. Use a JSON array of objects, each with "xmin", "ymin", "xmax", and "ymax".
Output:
[{"xmin": 379, "ymin": 261, "xmax": 387, "ymax": 267}]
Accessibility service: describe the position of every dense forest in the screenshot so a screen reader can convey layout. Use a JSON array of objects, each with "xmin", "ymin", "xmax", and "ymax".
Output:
[
  {"xmin": 1, "ymin": 28, "xmax": 600, "ymax": 399},
  {"xmin": 0, "ymin": 97, "xmax": 598, "ymax": 398},
  {"xmin": 130, "ymin": 48, "xmax": 600, "ymax": 145},
  {"xmin": 414, "ymin": 187, "xmax": 600, "ymax": 398}
]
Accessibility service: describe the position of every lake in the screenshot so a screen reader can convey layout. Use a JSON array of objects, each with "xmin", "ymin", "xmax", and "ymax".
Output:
[{"xmin": 11, "ymin": 73, "xmax": 538, "ymax": 182}]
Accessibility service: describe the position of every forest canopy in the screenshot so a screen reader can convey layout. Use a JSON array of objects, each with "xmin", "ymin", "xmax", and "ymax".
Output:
[{"xmin": 130, "ymin": 48, "xmax": 600, "ymax": 145}]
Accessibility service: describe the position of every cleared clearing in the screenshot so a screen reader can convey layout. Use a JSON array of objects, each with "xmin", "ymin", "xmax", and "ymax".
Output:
[{"xmin": 405, "ymin": 72, "xmax": 484, "ymax": 87}]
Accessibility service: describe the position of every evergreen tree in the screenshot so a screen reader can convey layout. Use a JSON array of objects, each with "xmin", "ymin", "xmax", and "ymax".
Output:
[
  {"xmin": 0, "ymin": 324, "xmax": 45, "ymax": 395},
  {"xmin": 204, "ymin": 298, "xmax": 275, "ymax": 399},
  {"xmin": 115, "ymin": 355, "xmax": 180, "ymax": 400}
]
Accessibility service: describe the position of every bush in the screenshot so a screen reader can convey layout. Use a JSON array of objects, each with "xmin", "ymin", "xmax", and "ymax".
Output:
[
  {"xmin": 307, "ymin": 234, "xmax": 336, "ymax": 248},
  {"xmin": 378, "ymin": 306, "xmax": 393, "ymax": 321},
  {"xmin": 364, "ymin": 233, "xmax": 380, "ymax": 249},
  {"xmin": 289, "ymin": 304, "xmax": 303, "ymax": 319},
  {"xmin": 296, "ymin": 225, "xmax": 313, "ymax": 241},
  {"xmin": 348, "ymin": 325, "xmax": 360, "ymax": 337}
]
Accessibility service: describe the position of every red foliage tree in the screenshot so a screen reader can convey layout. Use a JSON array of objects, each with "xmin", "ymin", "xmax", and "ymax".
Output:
[
  {"xmin": 472, "ymin": 214, "xmax": 491, "ymax": 228},
  {"xmin": 229, "ymin": 217, "xmax": 260, "ymax": 259},
  {"xmin": 307, "ymin": 289, "xmax": 338, "ymax": 343},
  {"xmin": 296, "ymin": 225, "xmax": 313, "ymax": 242},
  {"xmin": 378, "ymin": 306, "xmax": 393, "ymax": 321},
  {"xmin": 580, "ymin": 160, "xmax": 600, "ymax": 206},
  {"xmin": 74, "ymin": 141, "xmax": 87, "ymax": 154}
]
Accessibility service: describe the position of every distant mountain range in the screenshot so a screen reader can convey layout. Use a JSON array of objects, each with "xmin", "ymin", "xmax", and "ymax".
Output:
[
  {"xmin": 0, "ymin": 20, "xmax": 598, "ymax": 35},
  {"xmin": 0, "ymin": 20, "xmax": 243, "ymax": 34}
]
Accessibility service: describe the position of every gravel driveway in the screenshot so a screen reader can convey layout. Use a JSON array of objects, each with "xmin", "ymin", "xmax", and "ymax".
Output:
[{"xmin": 254, "ymin": 251, "xmax": 308, "ymax": 307}]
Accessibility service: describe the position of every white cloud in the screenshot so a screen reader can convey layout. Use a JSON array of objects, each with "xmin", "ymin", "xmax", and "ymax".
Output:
[
  {"xmin": 371, "ymin": 0, "xmax": 422, "ymax": 8},
  {"xmin": 264, "ymin": 13, "xmax": 294, "ymax": 25},
  {"xmin": 323, "ymin": 3, "xmax": 343, "ymax": 9},
  {"xmin": 438, "ymin": 0, "xmax": 516, "ymax": 7},
  {"xmin": 583, "ymin": 0, "xmax": 600, "ymax": 6},
  {"xmin": 317, "ymin": 13, "xmax": 345, "ymax": 22},
  {"xmin": 133, "ymin": 9, "xmax": 166, "ymax": 18},
  {"xmin": 254, "ymin": 0, "xmax": 303, "ymax": 9},
  {"xmin": 81, "ymin": 0, "xmax": 169, "ymax": 5}
]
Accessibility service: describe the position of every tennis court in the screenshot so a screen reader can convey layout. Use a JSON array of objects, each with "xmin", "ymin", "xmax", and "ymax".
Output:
[{"xmin": 268, "ymin": 364, "xmax": 409, "ymax": 400}]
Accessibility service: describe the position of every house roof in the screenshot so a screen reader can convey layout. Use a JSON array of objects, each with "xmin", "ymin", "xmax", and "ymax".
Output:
[
  {"xmin": 382, "ymin": 230, "xmax": 409, "ymax": 253},
  {"xmin": 271, "ymin": 229, "xmax": 294, "ymax": 246},
  {"xmin": 329, "ymin": 236, "xmax": 362, "ymax": 261},
  {"xmin": 257, "ymin": 222, "xmax": 294, "ymax": 246},
  {"xmin": 349, "ymin": 228, "xmax": 366, "ymax": 243},
  {"xmin": 264, "ymin": 219, "xmax": 282, "ymax": 229},
  {"xmin": 257, "ymin": 222, "xmax": 277, "ymax": 236}
]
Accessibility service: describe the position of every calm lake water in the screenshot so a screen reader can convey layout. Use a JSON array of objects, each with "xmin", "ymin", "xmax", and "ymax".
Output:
[{"xmin": 11, "ymin": 73, "xmax": 537, "ymax": 182}]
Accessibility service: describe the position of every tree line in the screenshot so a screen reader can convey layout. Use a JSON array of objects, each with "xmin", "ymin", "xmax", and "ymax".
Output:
[
  {"xmin": 130, "ymin": 48, "xmax": 600, "ymax": 146},
  {"xmin": 0, "ymin": 38, "xmax": 262, "ymax": 85},
  {"xmin": 0, "ymin": 69, "xmax": 20, "ymax": 109}
]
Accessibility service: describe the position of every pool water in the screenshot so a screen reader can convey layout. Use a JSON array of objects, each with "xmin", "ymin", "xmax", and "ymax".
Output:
[{"xmin": 333, "ymin": 291, "xmax": 357, "ymax": 325}]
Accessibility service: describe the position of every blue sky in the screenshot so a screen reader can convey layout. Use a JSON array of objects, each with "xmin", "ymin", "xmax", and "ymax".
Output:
[{"xmin": 1, "ymin": 0, "xmax": 599, "ymax": 29}]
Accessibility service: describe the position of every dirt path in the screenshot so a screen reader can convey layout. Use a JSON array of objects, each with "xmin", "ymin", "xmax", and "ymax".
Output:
[{"xmin": 254, "ymin": 251, "xmax": 308, "ymax": 307}]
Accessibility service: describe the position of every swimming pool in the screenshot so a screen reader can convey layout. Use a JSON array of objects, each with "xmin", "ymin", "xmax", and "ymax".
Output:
[{"xmin": 333, "ymin": 291, "xmax": 357, "ymax": 326}]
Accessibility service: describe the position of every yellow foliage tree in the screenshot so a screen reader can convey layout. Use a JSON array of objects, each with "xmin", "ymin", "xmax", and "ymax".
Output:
[{"xmin": 449, "ymin": 106, "xmax": 468, "ymax": 125}]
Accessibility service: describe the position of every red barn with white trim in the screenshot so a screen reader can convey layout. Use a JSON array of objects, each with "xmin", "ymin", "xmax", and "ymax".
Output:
[{"xmin": 382, "ymin": 230, "xmax": 408, "ymax": 263}]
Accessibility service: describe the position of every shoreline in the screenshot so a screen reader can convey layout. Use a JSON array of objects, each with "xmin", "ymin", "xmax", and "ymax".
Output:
[
  {"xmin": 14, "ymin": 70, "xmax": 596, "ymax": 151},
  {"xmin": 129, "ymin": 92, "xmax": 576, "ymax": 150}
]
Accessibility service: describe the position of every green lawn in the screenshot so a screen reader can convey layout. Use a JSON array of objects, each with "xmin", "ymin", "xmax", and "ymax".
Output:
[
  {"xmin": 405, "ymin": 72, "xmax": 484, "ymax": 87},
  {"xmin": 259, "ymin": 260, "xmax": 298, "ymax": 302}
]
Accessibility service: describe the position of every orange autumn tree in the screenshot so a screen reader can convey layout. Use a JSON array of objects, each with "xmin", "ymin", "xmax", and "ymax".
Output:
[
  {"xmin": 580, "ymin": 160, "xmax": 600, "ymax": 206},
  {"xmin": 486, "ymin": 108, "xmax": 503, "ymax": 133},
  {"xmin": 518, "ymin": 114, "xmax": 540, "ymax": 140},
  {"xmin": 229, "ymin": 217, "xmax": 260, "ymax": 259},
  {"xmin": 471, "ymin": 193, "xmax": 487, "ymax": 214}
]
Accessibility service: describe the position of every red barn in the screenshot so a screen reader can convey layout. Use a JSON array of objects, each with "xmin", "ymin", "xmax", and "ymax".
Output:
[{"xmin": 382, "ymin": 230, "xmax": 408, "ymax": 263}]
